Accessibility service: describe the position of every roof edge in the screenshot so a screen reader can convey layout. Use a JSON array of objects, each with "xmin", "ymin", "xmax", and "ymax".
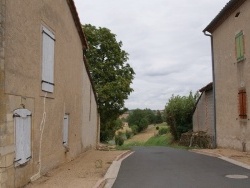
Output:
[
  {"xmin": 67, "ymin": 0, "xmax": 88, "ymax": 49},
  {"xmin": 199, "ymin": 82, "xmax": 213, "ymax": 93},
  {"xmin": 203, "ymin": 0, "xmax": 246, "ymax": 33},
  {"xmin": 67, "ymin": 0, "xmax": 98, "ymax": 105}
]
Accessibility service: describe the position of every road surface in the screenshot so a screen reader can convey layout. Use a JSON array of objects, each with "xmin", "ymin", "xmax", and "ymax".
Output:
[{"xmin": 112, "ymin": 147, "xmax": 250, "ymax": 188}]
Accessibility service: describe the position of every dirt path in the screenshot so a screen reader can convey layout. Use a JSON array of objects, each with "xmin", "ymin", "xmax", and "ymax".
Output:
[
  {"xmin": 25, "ymin": 150, "xmax": 125, "ymax": 188},
  {"xmin": 125, "ymin": 124, "xmax": 157, "ymax": 144}
]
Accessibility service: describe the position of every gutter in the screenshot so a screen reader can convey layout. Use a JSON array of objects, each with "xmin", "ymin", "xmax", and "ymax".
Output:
[{"xmin": 203, "ymin": 31, "xmax": 217, "ymax": 148}]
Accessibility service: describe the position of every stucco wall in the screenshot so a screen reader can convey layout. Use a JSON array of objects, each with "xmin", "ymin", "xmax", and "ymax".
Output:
[
  {"xmin": 0, "ymin": 0, "xmax": 99, "ymax": 187},
  {"xmin": 193, "ymin": 90, "xmax": 214, "ymax": 136},
  {"xmin": 212, "ymin": 0, "xmax": 250, "ymax": 151},
  {"xmin": 82, "ymin": 66, "xmax": 99, "ymax": 150}
]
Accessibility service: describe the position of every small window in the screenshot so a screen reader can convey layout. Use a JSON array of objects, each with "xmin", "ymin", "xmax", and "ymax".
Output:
[
  {"xmin": 63, "ymin": 114, "xmax": 69, "ymax": 146},
  {"xmin": 235, "ymin": 31, "xmax": 245, "ymax": 62},
  {"xmin": 14, "ymin": 109, "xmax": 32, "ymax": 165},
  {"xmin": 42, "ymin": 26, "xmax": 55, "ymax": 93},
  {"xmin": 238, "ymin": 90, "xmax": 247, "ymax": 119}
]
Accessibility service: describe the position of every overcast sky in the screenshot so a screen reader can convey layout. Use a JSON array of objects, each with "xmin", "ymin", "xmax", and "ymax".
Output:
[{"xmin": 74, "ymin": 0, "xmax": 229, "ymax": 110}]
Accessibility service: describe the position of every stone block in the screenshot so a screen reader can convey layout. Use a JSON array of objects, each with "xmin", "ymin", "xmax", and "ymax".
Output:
[
  {"xmin": 0, "ymin": 145, "xmax": 15, "ymax": 156},
  {"xmin": 6, "ymin": 167, "xmax": 14, "ymax": 188},
  {"xmin": 7, "ymin": 134, "xmax": 14, "ymax": 145},
  {"xmin": 21, "ymin": 97, "xmax": 34, "ymax": 113},
  {"xmin": 0, "ymin": 123, "xmax": 6, "ymax": 135},
  {"xmin": 0, "ymin": 134, "xmax": 7, "ymax": 147},
  {"xmin": 0, "ymin": 155, "xmax": 6, "ymax": 167},
  {"xmin": 6, "ymin": 114, "xmax": 13, "ymax": 122},
  {"xmin": 0, "ymin": 108, "xmax": 6, "ymax": 124},
  {"xmin": 6, "ymin": 121, "xmax": 13, "ymax": 134},
  {"xmin": 5, "ymin": 153, "xmax": 14, "ymax": 167},
  {"xmin": 6, "ymin": 95, "xmax": 21, "ymax": 112},
  {"xmin": 0, "ymin": 171, "xmax": 7, "ymax": 184},
  {"xmin": 0, "ymin": 134, "xmax": 14, "ymax": 147},
  {"xmin": 0, "ymin": 183, "xmax": 7, "ymax": 188}
]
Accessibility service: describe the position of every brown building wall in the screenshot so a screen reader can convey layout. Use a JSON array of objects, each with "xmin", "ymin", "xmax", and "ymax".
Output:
[
  {"xmin": 81, "ymin": 65, "xmax": 99, "ymax": 150},
  {"xmin": 212, "ymin": 1, "xmax": 250, "ymax": 151},
  {"xmin": 0, "ymin": 0, "xmax": 99, "ymax": 187},
  {"xmin": 193, "ymin": 90, "xmax": 214, "ymax": 136}
]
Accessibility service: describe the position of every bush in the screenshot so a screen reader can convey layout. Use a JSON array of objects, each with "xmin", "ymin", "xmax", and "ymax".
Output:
[
  {"xmin": 127, "ymin": 109, "xmax": 153, "ymax": 133},
  {"xmin": 156, "ymin": 126, "xmax": 159, "ymax": 130},
  {"xmin": 115, "ymin": 132, "xmax": 124, "ymax": 146},
  {"xmin": 165, "ymin": 92, "xmax": 199, "ymax": 140},
  {"xmin": 125, "ymin": 130, "xmax": 132, "ymax": 139},
  {"xmin": 158, "ymin": 127, "xmax": 168, "ymax": 135},
  {"xmin": 100, "ymin": 129, "xmax": 113, "ymax": 142},
  {"xmin": 130, "ymin": 125, "xmax": 139, "ymax": 135}
]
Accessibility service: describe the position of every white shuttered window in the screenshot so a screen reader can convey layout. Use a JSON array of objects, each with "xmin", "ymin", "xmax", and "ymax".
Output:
[
  {"xmin": 14, "ymin": 109, "xmax": 32, "ymax": 165},
  {"xmin": 42, "ymin": 26, "xmax": 55, "ymax": 93},
  {"xmin": 63, "ymin": 114, "xmax": 69, "ymax": 146}
]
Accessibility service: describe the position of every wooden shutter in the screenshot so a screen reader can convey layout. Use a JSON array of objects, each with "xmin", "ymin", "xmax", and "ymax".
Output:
[
  {"xmin": 14, "ymin": 109, "xmax": 32, "ymax": 165},
  {"xmin": 238, "ymin": 90, "xmax": 247, "ymax": 119},
  {"xmin": 63, "ymin": 114, "xmax": 69, "ymax": 146},
  {"xmin": 42, "ymin": 27, "xmax": 55, "ymax": 93},
  {"xmin": 235, "ymin": 31, "xmax": 244, "ymax": 62}
]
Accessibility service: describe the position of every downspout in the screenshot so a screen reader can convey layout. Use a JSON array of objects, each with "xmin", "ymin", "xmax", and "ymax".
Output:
[{"xmin": 203, "ymin": 31, "xmax": 217, "ymax": 148}]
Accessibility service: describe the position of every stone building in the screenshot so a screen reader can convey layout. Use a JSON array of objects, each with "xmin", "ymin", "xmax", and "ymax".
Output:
[
  {"xmin": 193, "ymin": 83, "xmax": 214, "ymax": 136},
  {"xmin": 203, "ymin": 0, "xmax": 250, "ymax": 151},
  {"xmin": 0, "ymin": 0, "xmax": 99, "ymax": 187}
]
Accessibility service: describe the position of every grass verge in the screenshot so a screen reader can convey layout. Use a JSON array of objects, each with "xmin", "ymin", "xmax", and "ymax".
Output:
[
  {"xmin": 116, "ymin": 133, "xmax": 192, "ymax": 150},
  {"xmin": 116, "ymin": 123, "xmax": 195, "ymax": 150}
]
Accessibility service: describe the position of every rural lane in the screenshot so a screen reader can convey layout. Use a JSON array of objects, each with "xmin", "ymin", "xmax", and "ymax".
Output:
[{"xmin": 112, "ymin": 147, "xmax": 250, "ymax": 188}]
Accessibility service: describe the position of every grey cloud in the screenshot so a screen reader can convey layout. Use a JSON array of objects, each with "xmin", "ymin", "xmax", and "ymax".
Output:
[{"xmin": 75, "ymin": 0, "xmax": 229, "ymax": 110}]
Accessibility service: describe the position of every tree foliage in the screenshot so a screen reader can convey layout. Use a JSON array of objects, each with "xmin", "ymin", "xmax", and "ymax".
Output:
[
  {"xmin": 164, "ymin": 92, "xmax": 198, "ymax": 141},
  {"xmin": 127, "ymin": 109, "xmax": 157, "ymax": 132},
  {"xmin": 83, "ymin": 24, "xmax": 135, "ymax": 141},
  {"xmin": 155, "ymin": 110, "xmax": 163, "ymax": 124}
]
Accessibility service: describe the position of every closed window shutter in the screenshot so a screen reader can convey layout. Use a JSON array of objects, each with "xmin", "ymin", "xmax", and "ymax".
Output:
[
  {"xmin": 238, "ymin": 90, "xmax": 247, "ymax": 119},
  {"xmin": 235, "ymin": 31, "xmax": 244, "ymax": 62},
  {"xmin": 42, "ymin": 27, "xmax": 55, "ymax": 93},
  {"xmin": 63, "ymin": 115, "xmax": 69, "ymax": 146},
  {"xmin": 14, "ymin": 109, "xmax": 32, "ymax": 165}
]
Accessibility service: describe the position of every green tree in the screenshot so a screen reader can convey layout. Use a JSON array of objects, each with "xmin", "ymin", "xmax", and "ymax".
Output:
[
  {"xmin": 155, "ymin": 110, "xmax": 163, "ymax": 124},
  {"xmin": 127, "ymin": 109, "xmax": 157, "ymax": 132},
  {"xmin": 143, "ymin": 109, "xmax": 156, "ymax": 124},
  {"xmin": 164, "ymin": 92, "xmax": 198, "ymax": 140},
  {"xmin": 83, "ymin": 24, "xmax": 135, "ymax": 141}
]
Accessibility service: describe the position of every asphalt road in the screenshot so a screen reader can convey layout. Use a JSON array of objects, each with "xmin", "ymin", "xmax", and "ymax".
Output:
[{"xmin": 112, "ymin": 147, "xmax": 250, "ymax": 188}]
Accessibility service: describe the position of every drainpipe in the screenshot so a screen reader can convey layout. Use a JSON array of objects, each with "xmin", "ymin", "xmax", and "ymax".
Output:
[{"xmin": 203, "ymin": 31, "xmax": 217, "ymax": 148}]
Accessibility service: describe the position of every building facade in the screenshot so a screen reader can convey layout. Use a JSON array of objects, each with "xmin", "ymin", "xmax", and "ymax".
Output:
[
  {"xmin": 204, "ymin": 0, "xmax": 250, "ymax": 151},
  {"xmin": 0, "ymin": 0, "xmax": 99, "ymax": 187},
  {"xmin": 193, "ymin": 83, "xmax": 214, "ymax": 136}
]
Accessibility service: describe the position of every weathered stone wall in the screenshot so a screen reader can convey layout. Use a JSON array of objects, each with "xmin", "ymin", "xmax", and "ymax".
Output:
[
  {"xmin": 0, "ymin": 1, "xmax": 14, "ymax": 188},
  {"xmin": 193, "ymin": 90, "xmax": 214, "ymax": 136},
  {"xmin": 180, "ymin": 131, "xmax": 214, "ymax": 149}
]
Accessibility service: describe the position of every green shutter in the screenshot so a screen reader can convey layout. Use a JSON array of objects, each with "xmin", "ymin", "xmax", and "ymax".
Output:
[{"xmin": 236, "ymin": 31, "xmax": 244, "ymax": 62}]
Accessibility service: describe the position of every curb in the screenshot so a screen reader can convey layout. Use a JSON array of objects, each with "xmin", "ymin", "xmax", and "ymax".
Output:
[
  {"xmin": 93, "ymin": 150, "xmax": 134, "ymax": 188},
  {"xmin": 115, "ymin": 150, "xmax": 133, "ymax": 161},
  {"xmin": 191, "ymin": 149, "xmax": 250, "ymax": 170},
  {"xmin": 218, "ymin": 156, "xmax": 250, "ymax": 170}
]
